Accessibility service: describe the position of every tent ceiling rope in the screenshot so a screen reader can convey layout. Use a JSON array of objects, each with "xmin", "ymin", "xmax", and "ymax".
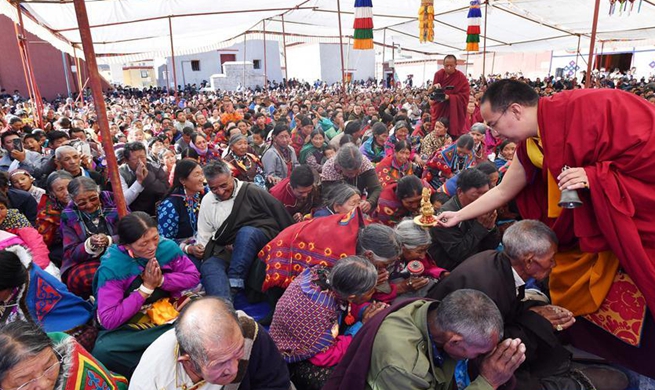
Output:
[{"xmin": 2, "ymin": 0, "xmax": 655, "ymax": 63}]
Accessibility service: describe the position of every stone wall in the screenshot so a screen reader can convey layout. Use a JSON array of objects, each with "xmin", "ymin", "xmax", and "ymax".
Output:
[{"xmin": 210, "ymin": 61, "xmax": 266, "ymax": 91}]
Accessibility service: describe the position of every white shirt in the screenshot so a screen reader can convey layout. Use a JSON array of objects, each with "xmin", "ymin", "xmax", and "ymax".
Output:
[
  {"xmin": 196, "ymin": 179, "xmax": 243, "ymax": 247},
  {"xmin": 119, "ymin": 165, "xmax": 144, "ymax": 205},
  {"xmin": 129, "ymin": 329, "xmax": 223, "ymax": 390},
  {"xmin": 511, "ymin": 267, "xmax": 526, "ymax": 297}
]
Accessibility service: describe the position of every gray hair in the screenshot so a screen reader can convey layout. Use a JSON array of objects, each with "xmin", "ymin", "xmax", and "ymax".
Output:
[
  {"xmin": 54, "ymin": 145, "xmax": 78, "ymax": 161},
  {"xmin": 434, "ymin": 289, "xmax": 504, "ymax": 347},
  {"xmin": 336, "ymin": 143, "xmax": 363, "ymax": 171},
  {"xmin": 46, "ymin": 170, "xmax": 74, "ymax": 192},
  {"xmin": 0, "ymin": 321, "xmax": 54, "ymax": 384},
  {"xmin": 67, "ymin": 176, "xmax": 99, "ymax": 198},
  {"xmin": 395, "ymin": 219, "xmax": 431, "ymax": 248},
  {"xmin": 470, "ymin": 122, "xmax": 487, "ymax": 134},
  {"xmin": 324, "ymin": 184, "xmax": 360, "ymax": 209},
  {"xmin": 502, "ymin": 220, "xmax": 558, "ymax": 261},
  {"xmin": 202, "ymin": 160, "xmax": 232, "ymax": 181},
  {"xmin": 327, "ymin": 256, "xmax": 378, "ymax": 298},
  {"xmin": 175, "ymin": 297, "xmax": 241, "ymax": 367},
  {"xmin": 357, "ymin": 224, "xmax": 402, "ymax": 262}
]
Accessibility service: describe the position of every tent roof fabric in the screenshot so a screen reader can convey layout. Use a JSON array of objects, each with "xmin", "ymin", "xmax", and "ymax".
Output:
[{"xmin": 3, "ymin": 0, "xmax": 655, "ymax": 63}]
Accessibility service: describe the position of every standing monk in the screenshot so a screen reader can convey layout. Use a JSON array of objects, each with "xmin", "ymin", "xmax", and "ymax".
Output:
[
  {"xmin": 437, "ymin": 79, "xmax": 655, "ymax": 379},
  {"xmin": 429, "ymin": 55, "xmax": 470, "ymax": 138}
]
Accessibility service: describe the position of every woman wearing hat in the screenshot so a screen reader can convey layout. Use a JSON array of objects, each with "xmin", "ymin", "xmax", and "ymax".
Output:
[{"xmin": 223, "ymin": 133, "xmax": 266, "ymax": 188}]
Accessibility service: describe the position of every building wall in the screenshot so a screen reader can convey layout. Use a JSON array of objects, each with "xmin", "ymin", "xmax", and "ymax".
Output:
[
  {"xmin": 318, "ymin": 43, "xmax": 375, "ymax": 84},
  {"xmin": 163, "ymin": 39, "xmax": 283, "ymax": 89},
  {"xmin": 286, "ymin": 44, "xmax": 322, "ymax": 83},
  {"xmin": 122, "ymin": 68, "xmax": 156, "ymax": 88},
  {"xmin": 0, "ymin": 15, "xmax": 89, "ymax": 100}
]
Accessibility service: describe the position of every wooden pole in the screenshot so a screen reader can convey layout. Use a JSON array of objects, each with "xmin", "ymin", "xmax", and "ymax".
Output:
[
  {"xmin": 281, "ymin": 14, "xmax": 289, "ymax": 88},
  {"xmin": 168, "ymin": 17, "xmax": 178, "ymax": 98},
  {"xmin": 72, "ymin": 0, "xmax": 128, "ymax": 217},
  {"xmin": 575, "ymin": 34, "xmax": 581, "ymax": 75},
  {"xmin": 585, "ymin": 0, "xmax": 601, "ymax": 88},
  {"xmin": 336, "ymin": 0, "xmax": 346, "ymax": 88},
  {"xmin": 382, "ymin": 28, "xmax": 386, "ymax": 83},
  {"xmin": 243, "ymin": 33, "xmax": 247, "ymax": 89},
  {"xmin": 74, "ymin": 50, "xmax": 84, "ymax": 94},
  {"xmin": 482, "ymin": 0, "xmax": 489, "ymax": 79},
  {"xmin": 263, "ymin": 19, "xmax": 268, "ymax": 89},
  {"xmin": 14, "ymin": 2, "xmax": 44, "ymax": 128}
]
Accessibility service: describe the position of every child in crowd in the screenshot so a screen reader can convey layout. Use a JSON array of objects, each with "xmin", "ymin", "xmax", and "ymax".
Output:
[{"xmin": 9, "ymin": 169, "xmax": 45, "ymax": 204}]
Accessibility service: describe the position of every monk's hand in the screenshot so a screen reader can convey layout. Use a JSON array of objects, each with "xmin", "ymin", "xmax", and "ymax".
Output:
[
  {"xmin": 479, "ymin": 338, "xmax": 526, "ymax": 389},
  {"xmin": 557, "ymin": 167, "xmax": 589, "ymax": 191},
  {"xmin": 436, "ymin": 211, "xmax": 461, "ymax": 228},
  {"xmin": 362, "ymin": 301, "xmax": 389, "ymax": 324},
  {"xmin": 529, "ymin": 305, "xmax": 575, "ymax": 331}
]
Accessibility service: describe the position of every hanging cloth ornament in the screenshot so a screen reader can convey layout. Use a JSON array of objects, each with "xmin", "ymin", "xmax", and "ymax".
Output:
[
  {"xmin": 418, "ymin": 0, "xmax": 434, "ymax": 43},
  {"xmin": 466, "ymin": 0, "xmax": 481, "ymax": 52},
  {"xmin": 609, "ymin": 0, "xmax": 617, "ymax": 15},
  {"xmin": 353, "ymin": 0, "xmax": 374, "ymax": 50}
]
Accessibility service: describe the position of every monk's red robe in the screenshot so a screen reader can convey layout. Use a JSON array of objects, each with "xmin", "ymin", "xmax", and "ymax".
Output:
[
  {"xmin": 430, "ymin": 69, "xmax": 470, "ymax": 138},
  {"xmin": 516, "ymin": 89, "xmax": 655, "ymax": 319}
]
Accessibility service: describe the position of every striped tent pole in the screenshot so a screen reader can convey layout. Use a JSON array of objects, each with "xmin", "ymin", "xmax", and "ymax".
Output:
[
  {"xmin": 418, "ymin": 0, "xmax": 434, "ymax": 43},
  {"xmin": 466, "ymin": 0, "xmax": 481, "ymax": 52},
  {"xmin": 353, "ymin": 0, "xmax": 374, "ymax": 50}
]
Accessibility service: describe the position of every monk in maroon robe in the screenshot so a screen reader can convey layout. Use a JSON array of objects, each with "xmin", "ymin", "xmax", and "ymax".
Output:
[
  {"xmin": 438, "ymin": 79, "xmax": 655, "ymax": 377},
  {"xmin": 429, "ymin": 55, "xmax": 470, "ymax": 138}
]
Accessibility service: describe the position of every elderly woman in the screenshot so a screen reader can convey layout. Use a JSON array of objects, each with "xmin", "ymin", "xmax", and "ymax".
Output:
[
  {"xmin": 373, "ymin": 219, "xmax": 447, "ymax": 303},
  {"xmin": 0, "ymin": 321, "xmax": 128, "ymax": 390},
  {"xmin": 375, "ymin": 140, "xmax": 414, "ymax": 188},
  {"xmin": 469, "ymin": 122, "xmax": 488, "ymax": 162},
  {"xmin": 60, "ymin": 176, "xmax": 120, "ymax": 299},
  {"xmin": 320, "ymin": 143, "xmax": 382, "ymax": 213},
  {"xmin": 270, "ymin": 257, "xmax": 387, "ymax": 390},
  {"xmin": 313, "ymin": 184, "xmax": 361, "ymax": 218},
  {"xmin": 223, "ymin": 134, "xmax": 266, "ymax": 188},
  {"xmin": 359, "ymin": 122, "xmax": 388, "ymax": 164},
  {"xmin": 189, "ymin": 132, "xmax": 220, "ymax": 165},
  {"xmin": 157, "ymin": 159, "xmax": 206, "ymax": 270},
  {"xmin": 36, "ymin": 171, "xmax": 73, "ymax": 267},
  {"xmin": 92, "ymin": 212, "xmax": 200, "ymax": 377},
  {"xmin": 420, "ymin": 116, "xmax": 453, "ymax": 159},
  {"xmin": 423, "ymin": 134, "xmax": 476, "ymax": 187},
  {"xmin": 262, "ymin": 124, "xmax": 299, "ymax": 186},
  {"xmin": 371, "ymin": 175, "xmax": 427, "ymax": 227}
]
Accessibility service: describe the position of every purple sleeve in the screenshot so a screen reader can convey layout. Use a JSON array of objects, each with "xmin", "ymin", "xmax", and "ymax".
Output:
[
  {"xmin": 96, "ymin": 278, "xmax": 146, "ymax": 330},
  {"xmin": 159, "ymin": 255, "xmax": 201, "ymax": 297}
]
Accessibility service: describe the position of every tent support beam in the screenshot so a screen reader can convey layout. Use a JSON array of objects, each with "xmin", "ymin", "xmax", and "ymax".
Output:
[
  {"xmin": 482, "ymin": 0, "xmax": 488, "ymax": 78},
  {"xmin": 72, "ymin": 0, "xmax": 128, "ymax": 217},
  {"xmin": 243, "ymin": 33, "xmax": 247, "ymax": 88},
  {"xmin": 73, "ymin": 47, "xmax": 83, "ymax": 94},
  {"xmin": 56, "ymin": 6, "xmax": 318, "ymax": 32},
  {"xmin": 281, "ymin": 14, "xmax": 288, "ymax": 87},
  {"xmin": 585, "ymin": 0, "xmax": 601, "ymax": 88},
  {"xmin": 336, "ymin": 0, "xmax": 346, "ymax": 89},
  {"xmin": 14, "ymin": 1, "xmax": 44, "ymax": 128},
  {"xmin": 263, "ymin": 19, "xmax": 268, "ymax": 89},
  {"xmin": 575, "ymin": 34, "xmax": 581, "ymax": 76},
  {"xmin": 382, "ymin": 28, "xmax": 386, "ymax": 81},
  {"xmin": 168, "ymin": 17, "xmax": 178, "ymax": 98}
]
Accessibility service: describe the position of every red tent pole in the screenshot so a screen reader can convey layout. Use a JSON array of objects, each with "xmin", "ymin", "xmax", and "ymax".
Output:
[
  {"xmin": 15, "ymin": 2, "xmax": 44, "ymax": 128},
  {"xmin": 336, "ymin": 0, "xmax": 346, "ymax": 89},
  {"xmin": 168, "ymin": 17, "xmax": 178, "ymax": 100},
  {"xmin": 72, "ymin": 0, "xmax": 128, "ymax": 217},
  {"xmin": 281, "ymin": 14, "xmax": 289, "ymax": 88},
  {"xmin": 585, "ymin": 0, "xmax": 601, "ymax": 88},
  {"xmin": 263, "ymin": 19, "xmax": 268, "ymax": 89}
]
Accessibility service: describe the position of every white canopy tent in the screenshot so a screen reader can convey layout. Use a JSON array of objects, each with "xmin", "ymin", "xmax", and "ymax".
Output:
[{"xmin": 2, "ymin": 0, "xmax": 655, "ymax": 64}]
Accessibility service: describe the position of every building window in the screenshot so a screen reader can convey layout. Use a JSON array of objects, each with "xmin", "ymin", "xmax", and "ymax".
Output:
[
  {"xmin": 140, "ymin": 70, "xmax": 149, "ymax": 78},
  {"xmin": 253, "ymin": 59, "xmax": 261, "ymax": 69},
  {"xmin": 191, "ymin": 60, "xmax": 201, "ymax": 71}
]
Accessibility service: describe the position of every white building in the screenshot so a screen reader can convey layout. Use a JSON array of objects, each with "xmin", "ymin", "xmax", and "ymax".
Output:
[
  {"xmin": 158, "ymin": 39, "xmax": 283, "ymax": 90},
  {"xmin": 286, "ymin": 43, "xmax": 376, "ymax": 85}
]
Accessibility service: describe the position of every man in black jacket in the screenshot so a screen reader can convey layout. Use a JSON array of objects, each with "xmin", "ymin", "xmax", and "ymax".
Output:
[
  {"xmin": 428, "ymin": 168, "xmax": 500, "ymax": 271},
  {"xmin": 195, "ymin": 160, "xmax": 293, "ymax": 301},
  {"xmin": 119, "ymin": 142, "xmax": 169, "ymax": 216}
]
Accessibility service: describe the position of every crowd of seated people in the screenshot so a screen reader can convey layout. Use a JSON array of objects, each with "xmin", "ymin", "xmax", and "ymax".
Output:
[{"xmin": 1, "ymin": 68, "xmax": 653, "ymax": 390}]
